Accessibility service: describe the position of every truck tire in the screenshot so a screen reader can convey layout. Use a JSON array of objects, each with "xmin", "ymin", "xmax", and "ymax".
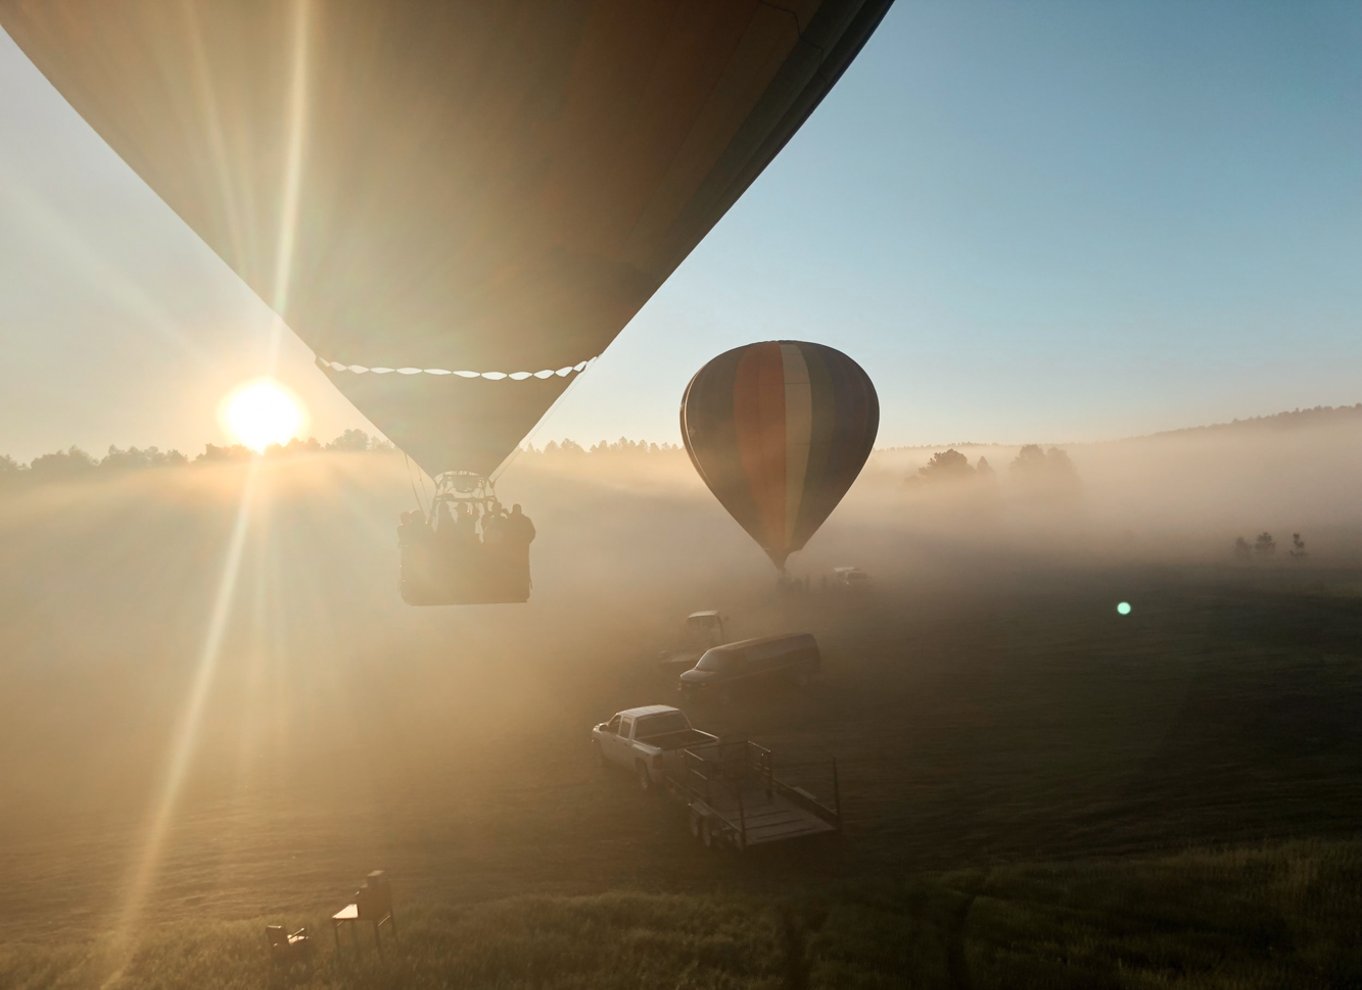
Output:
[{"xmin": 635, "ymin": 761, "xmax": 654, "ymax": 795}]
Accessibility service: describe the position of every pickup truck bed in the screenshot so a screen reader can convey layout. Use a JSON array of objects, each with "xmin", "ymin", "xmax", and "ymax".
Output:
[{"xmin": 638, "ymin": 729, "xmax": 715, "ymax": 750}]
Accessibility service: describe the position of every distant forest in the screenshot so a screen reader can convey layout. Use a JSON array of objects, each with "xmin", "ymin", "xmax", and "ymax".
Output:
[
  {"xmin": 1137, "ymin": 403, "xmax": 1362, "ymax": 440},
  {"xmin": 2, "ymin": 404, "xmax": 1357, "ymax": 488},
  {"xmin": 0, "ymin": 431, "xmax": 690, "ymax": 487}
]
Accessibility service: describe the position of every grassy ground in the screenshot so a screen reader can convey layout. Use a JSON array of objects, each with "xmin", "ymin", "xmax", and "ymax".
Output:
[{"xmin": 3, "ymin": 839, "xmax": 1357, "ymax": 989}]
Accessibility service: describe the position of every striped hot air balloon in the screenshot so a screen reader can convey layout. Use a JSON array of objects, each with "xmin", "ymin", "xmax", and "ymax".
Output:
[{"xmin": 681, "ymin": 341, "xmax": 879, "ymax": 570}]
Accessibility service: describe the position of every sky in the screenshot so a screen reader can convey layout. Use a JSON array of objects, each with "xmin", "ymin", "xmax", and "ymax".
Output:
[{"xmin": 1, "ymin": 1, "xmax": 1359, "ymax": 464}]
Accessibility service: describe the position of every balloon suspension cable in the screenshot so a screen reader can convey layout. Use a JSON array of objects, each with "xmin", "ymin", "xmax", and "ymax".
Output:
[
  {"xmin": 489, "ymin": 356, "xmax": 596, "ymax": 484},
  {"xmin": 431, "ymin": 471, "xmax": 501, "ymax": 516}
]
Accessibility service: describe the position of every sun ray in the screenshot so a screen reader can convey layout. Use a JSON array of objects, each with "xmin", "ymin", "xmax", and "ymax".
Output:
[
  {"xmin": 0, "ymin": 169, "xmax": 206, "ymax": 364},
  {"xmin": 100, "ymin": 459, "xmax": 259, "ymax": 986},
  {"xmin": 266, "ymin": 0, "xmax": 313, "ymax": 376}
]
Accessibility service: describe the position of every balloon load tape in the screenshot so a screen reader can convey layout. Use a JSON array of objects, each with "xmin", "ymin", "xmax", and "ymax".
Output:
[{"xmin": 316, "ymin": 357, "xmax": 596, "ymax": 381}]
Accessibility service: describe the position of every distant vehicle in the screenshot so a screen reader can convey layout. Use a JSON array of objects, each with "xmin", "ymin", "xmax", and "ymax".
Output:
[
  {"xmin": 831, "ymin": 566, "xmax": 870, "ymax": 589},
  {"xmin": 592, "ymin": 706, "xmax": 720, "ymax": 793},
  {"xmin": 590, "ymin": 706, "xmax": 841, "ymax": 851},
  {"xmin": 678, "ymin": 633, "xmax": 820, "ymax": 703},
  {"xmin": 655, "ymin": 610, "xmax": 729, "ymax": 676}
]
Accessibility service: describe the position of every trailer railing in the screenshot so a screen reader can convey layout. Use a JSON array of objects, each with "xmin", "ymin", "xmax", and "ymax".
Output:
[{"xmin": 671, "ymin": 739, "xmax": 841, "ymax": 847}]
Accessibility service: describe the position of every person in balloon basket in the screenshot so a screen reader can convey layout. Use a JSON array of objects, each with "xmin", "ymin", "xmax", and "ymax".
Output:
[
  {"xmin": 454, "ymin": 502, "xmax": 480, "ymax": 546},
  {"xmin": 505, "ymin": 504, "xmax": 536, "ymax": 587},
  {"xmin": 396, "ymin": 510, "xmax": 432, "ymax": 547},
  {"xmin": 481, "ymin": 502, "xmax": 506, "ymax": 548},
  {"xmin": 396, "ymin": 510, "xmax": 435, "ymax": 595},
  {"xmin": 433, "ymin": 501, "xmax": 457, "ymax": 543},
  {"xmin": 479, "ymin": 503, "xmax": 508, "ymax": 590}
]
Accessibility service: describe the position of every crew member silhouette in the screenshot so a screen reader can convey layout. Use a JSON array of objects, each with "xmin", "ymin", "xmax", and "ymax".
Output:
[{"xmin": 505, "ymin": 504, "xmax": 536, "ymax": 589}]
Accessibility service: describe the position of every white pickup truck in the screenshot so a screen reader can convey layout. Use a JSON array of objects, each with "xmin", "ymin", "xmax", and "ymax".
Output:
[
  {"xmin": 591, "ymin": 705, "xmax": 719, "ymax": 793},
  {"xmin": 591, "ymin": 705, "xmax": 843, "ymax": 851}
]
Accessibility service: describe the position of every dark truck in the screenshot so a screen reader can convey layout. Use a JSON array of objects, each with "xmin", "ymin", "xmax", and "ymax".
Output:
[
  {"xmin": 655, "ymin": 610, "xmax": 730, "ymax": 678},
  {"xmin": 678, "ymin": 632, "xmax": 820, "ymax": 703}
]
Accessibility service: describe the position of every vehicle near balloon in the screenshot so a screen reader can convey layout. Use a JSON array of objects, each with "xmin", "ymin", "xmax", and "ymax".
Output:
[
  {"xmin": 591, "ymin": 705, "xmax": 841, "ymax": 850},
  {"xmin": 1, "ymin": 1, "xmax": 891, "ymax": 603},
  {"xmin": 831, "ymin": 565, "xmax": 870, "ymax": 590},
  {"xmin": 678, "ymin": 632, "xmax": 821, "ymax": 704},
  {"xmin": 592, "ymin": 706, "xmax": 721, "ymax": 793},
  {"xmin": 681, "ymin": 341, "xmax": 879, "ymax": 574},
  {"xmin": 655, "ymin": 610, "xmax": 731, "ymax": 677}
]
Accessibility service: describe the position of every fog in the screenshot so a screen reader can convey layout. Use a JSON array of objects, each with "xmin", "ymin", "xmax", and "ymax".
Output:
[
  {"xmin": 860, "ymin": 409, "xmax": 1362, "ymax": 570},
  {"xmin": 1, "ymin": 411, "xmax": 1359, "ymax": 935}
]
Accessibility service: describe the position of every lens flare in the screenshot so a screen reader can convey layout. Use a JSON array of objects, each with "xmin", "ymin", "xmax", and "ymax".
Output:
[
  {"xmin": 1117, "ymin": 602, "xmax": 1132, "ymax": 616},
  {"xmin": 219, "ymin": 378, "xmax": 307, "ymax": 452}
]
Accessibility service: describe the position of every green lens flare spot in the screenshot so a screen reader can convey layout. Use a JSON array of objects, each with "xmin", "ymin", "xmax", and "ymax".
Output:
[{"xmin": 1116, "ymin": 602, "xmax": 1132, "ymax": 616}]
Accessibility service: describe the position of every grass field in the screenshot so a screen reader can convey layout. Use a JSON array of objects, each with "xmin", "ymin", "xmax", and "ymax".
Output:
[
  {"xmin": 1, "ymin": 454, "xmax": 1359, "ymax": 987},
  {"xmin": 5, "ymin": 840, "xmax": 1358, "ymax": 988}
]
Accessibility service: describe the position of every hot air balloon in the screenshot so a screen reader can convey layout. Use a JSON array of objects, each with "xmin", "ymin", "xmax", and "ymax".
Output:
[
  {"xmin": 681, "ymin": 341, "xmax": 878, "ymax": 571},
  {"xmin": 0, "ymin": 0, "xmax": 891, "ymax": 602}
]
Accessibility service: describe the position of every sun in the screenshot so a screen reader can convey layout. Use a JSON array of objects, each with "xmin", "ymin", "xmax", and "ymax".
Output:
[{"xmin": 219, "ymin": 378, "xmax": 308, "ymax": 452}]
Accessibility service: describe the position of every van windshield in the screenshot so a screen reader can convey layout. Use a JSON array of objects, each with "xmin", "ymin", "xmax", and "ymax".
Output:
[{"xmin": 696, "ymin": 650, "xmax": 739, "ymax": 672}]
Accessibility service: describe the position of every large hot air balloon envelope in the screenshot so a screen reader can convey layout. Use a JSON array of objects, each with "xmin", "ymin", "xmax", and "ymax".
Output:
[
  {"xmin": 1, "ymin": 0, "xmax": 892, "ymax": 480},
  {"xmin": 681, "ymin": 341, "xmax": 878, "ymax": 569}
]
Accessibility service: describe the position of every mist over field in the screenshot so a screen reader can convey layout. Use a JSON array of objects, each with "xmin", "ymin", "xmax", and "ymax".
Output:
[
  {"xmin": 3, "ymin": 410, "xmax": 1358, "ymax": 821},
  {"xmin": 867, "ymin": 407, "xmax": 1362, "ymax": 566},
  {"xmin": 2, "ymin": 409, "xmax": 1360, "ymax": 985}
]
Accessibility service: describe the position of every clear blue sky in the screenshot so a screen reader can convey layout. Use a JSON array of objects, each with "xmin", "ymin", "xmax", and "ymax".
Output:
[{"xmin": 2, "ymin": 1, "xmax": 1359, "ymax": 463}]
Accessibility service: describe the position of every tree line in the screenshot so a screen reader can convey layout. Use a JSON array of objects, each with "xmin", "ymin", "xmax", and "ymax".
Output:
[
  {"xmin": 0, "ymin": 428, "xmax": 387, "ymax": 484},
  {"xmin": 0, "ymin": 432, "xmax": 696, "ymax": 488},
  {"xmin": 904, "ymin": 444, "xmax": 1081, "ymax": 499},
  {"xmin": 522, "ymin": 438, "xmax": 684, "ymax": 457}
]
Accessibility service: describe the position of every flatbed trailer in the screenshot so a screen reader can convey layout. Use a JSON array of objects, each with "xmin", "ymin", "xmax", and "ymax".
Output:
[{"xmin": 662, "ymin": 739, "xmax": 840, "ymax": 851}]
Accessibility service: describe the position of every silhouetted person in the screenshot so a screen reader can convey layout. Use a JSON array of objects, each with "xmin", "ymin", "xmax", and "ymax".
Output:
[
  {"xmin": 505, "ymin": 504, "xmax": 536, "ymax": 589},
  {"xmin": 397, "ymin": 510, "xmax": 431, "ymax": 548},
  {"xmin": 455, "ymin": 502, "xmax": 479, "ymax": 545},
  {"xmin": 476, "ymin": 505, "xmax": 509, "ymax": 593},
  {"xmin": 435, "ymin": 501, "xmax": 457, "ymax": 541},
  {"xmin": 482, "ymin": 505, "xmax": 506, "ymax": 547},
  {"xmin": 398, "ymin": 509, "xmax": 438, "ymax": 602},
  {"xmin": 506, "ymin": 504, "xmax": 535, "ymax": 544}
]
